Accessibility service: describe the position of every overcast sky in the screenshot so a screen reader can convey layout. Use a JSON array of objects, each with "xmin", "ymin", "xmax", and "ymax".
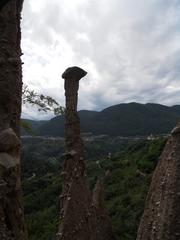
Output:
[{"xmin": 21, "ymin": 0, "xmax": 180, "ymax": 120}]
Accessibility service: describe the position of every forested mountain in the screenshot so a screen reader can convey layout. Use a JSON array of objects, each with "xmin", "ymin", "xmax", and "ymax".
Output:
[
  {"xmin": 25, "ymin": 103, "xmax": 180, "ymax": 137},
  {"xmin": 21, "ymin": 119, "xmax": 48, "ymax": 135}
]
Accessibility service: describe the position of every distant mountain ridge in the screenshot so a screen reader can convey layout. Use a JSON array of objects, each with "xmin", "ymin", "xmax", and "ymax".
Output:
[
  {"xmin": 21, "ymin": 119, "xmax": 48, "ymax": 135},
  {"xmin": 22, "ymin": 103, "xmax": 180, "ymax": 137}
]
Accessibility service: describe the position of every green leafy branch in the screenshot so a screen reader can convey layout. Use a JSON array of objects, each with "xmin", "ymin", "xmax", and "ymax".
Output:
[{"xmin": 22, "ymin": 84, "xmax": 65, "ymax": 116}]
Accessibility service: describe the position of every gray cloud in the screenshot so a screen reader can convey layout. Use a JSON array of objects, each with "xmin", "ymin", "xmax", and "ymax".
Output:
[{"xmin": 21, "ymin": 0, "xmax": 180, "ymax": 119}]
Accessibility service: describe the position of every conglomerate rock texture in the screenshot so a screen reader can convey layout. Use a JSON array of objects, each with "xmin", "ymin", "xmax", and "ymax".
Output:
[
  {"xmin": 0, "ymin": 1, "xmax": 27, "ymax": 239},
  {"xmin": 57, "ymin": 66, "xmax": 115, "ymax": 240},
  {"xmin": 137, "ymin": 124, "xmax": 180, "ymax": 240},
  {"xmin": 0, "ymin": 0, "xmax": 13, "ymax": 11}
]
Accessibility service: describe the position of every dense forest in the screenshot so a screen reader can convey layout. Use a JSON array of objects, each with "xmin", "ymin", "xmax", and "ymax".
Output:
[{"xmin": 21, "ymin": 137, "xmax": 166, "ymax": 240}]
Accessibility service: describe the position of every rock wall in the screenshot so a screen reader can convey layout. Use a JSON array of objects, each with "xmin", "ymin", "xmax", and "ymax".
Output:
[
  {"xmin": 0, "ymin": 1, "xmax": 27, "ymax": 239},
  {"xmin": 137, "ymin": 124, "xmax": 180, "ymax": 240}
]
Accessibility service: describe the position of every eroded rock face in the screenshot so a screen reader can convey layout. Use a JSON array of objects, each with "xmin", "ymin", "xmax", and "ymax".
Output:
[
  {"xmin": 0, "ymin": 128, "xmax": 26, "ymax": 240},
  {"xmin": 0, "ymin": 0, "xmax": 12, "ymax": 11},
  {"xmin": 0, "ymin": 128, "xmax": 20, "ymax": 152},
  {"xmin": 0, "ymin": 1, "xmax": 27, "ymax": 239},
  {"xmin": 137, "ymin": 124, "xmax": 180, "ymax": 240},
  {"xmin": 57, "ymin": 67, "xmax": 115, "ymax": 240},
  {"xmin": 93, "ymin": 179, "xmax": 116, "ymax": 240}
]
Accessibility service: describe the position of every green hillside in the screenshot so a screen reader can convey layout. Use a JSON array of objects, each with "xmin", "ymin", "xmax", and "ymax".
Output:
[
  {"xmin": 34, "ymin": 103, "xmax": 180, "ymax": 137},
  {"xmin": 22, "ymin": 137, "xmax": 166, "ymax": 240},
  {"xmin": 21, "ymin": 119, "xmax": 48, "ymax": 135}
]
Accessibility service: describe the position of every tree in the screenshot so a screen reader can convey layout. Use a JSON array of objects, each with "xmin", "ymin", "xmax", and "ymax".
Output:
[
  {"xmin": 0, "ymin": 1, "xmax": 27, "ymax": 239},
  {"xmin": 22, "ymin": 84, "xmax": 65, "ymax": 116},
  {"xmin": 21, "ymin": 84, "xmax": 65, "ymax": 134}
]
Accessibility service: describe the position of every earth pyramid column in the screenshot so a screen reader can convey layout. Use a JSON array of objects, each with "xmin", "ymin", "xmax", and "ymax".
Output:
[
  {"xmin": 137, "ymin": 124, "xmax": 180, "ymax": 240},
  {"xmin": 0, "ymin": 1, "xmax": 27, "ymax": 240},
  {"xmin": 57, "ymin": 66, "xmax": 115, "ymax": 240}
]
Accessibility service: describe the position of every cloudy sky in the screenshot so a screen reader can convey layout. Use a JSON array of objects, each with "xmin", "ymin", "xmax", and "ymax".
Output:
[{"xmin": 21, "ymin": 0, "xmax": 180, "ymax": 119}]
